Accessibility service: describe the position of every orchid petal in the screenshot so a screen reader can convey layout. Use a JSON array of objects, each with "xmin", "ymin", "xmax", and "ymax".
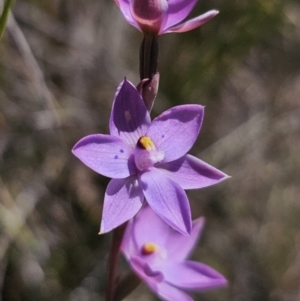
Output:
[
  {"xmin": 121, "ymin": 228, "xmax": 136, "ymax": 258},
  {"xmin": 162, "ymin": 0, "xmax": 198, "ymax": 31},
  {"xmin": 130, "ymin": 256, "xmax": 165, "ymax": 283},
  {"xmin": 158, "ymin": 154, "xmax": 229, "ymax": 189},
  {"xmin": 165, "ymin": 10, "xmax": 219, "ymax": 33},
  {"xmin": 165, "ymin": 217, "xmax": 205, "ymax": 261},
  {"xmin": 72, "ymin": 134, "xmax": 135, "ymax": 178},
  {"xmin": 100, "ymin": 177, "xmax": 144, "ymax": 234},
  {"xmin": 130, "ymin": 205, "xmax": 171, "ymax": 248},
  {"xmin": 116, "ymin": 0, "xmax": 141, "ymax": 30},
  {"xmin": 121, "ymin": 218, "xmax": 138, "ymax": 257},
  {"xmin": 139, "ymin": 168, "xmax": 192, "ymax": 235},
  {"xmin": 153, "ymin": 281, "xmax": 194, "ymax": 301},
  {"xmin": 110, "ymin": 79, "xmax": 151, "ymax": 148},
  {"xmin": 147, "ymin": 105, "xmax": 204, "ymax": 162},
  {"xmin": 163, "ymin": 261, "xmax": 227, "ymax": 290}
]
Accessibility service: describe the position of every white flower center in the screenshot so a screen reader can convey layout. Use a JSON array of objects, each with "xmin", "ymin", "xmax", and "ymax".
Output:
[{"xmin": 134, "ymin": 136, "xmax": 164, "ymax": 171}]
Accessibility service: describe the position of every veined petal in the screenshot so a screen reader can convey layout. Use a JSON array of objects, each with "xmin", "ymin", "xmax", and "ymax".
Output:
[
  {"xmin": 72, "ymin": 134, "xmax": 135, "ymax": 178},
  {"xmin": 162, "ymin": 0, "xmax": 198, "ymax": 31},
  {"xmin": 165, "ymin": 217, "xmax": 204, "ymax": 261},
  {"xmin": 130, "ymin": 205, "xmax": 171, "ymax": 248},
  {"xmin": 165, "ymin": 10, "xmax": 219, "ymax": 33},
  {"xmin": 121, "ymin": 219, "xmax": 137, "ymax": 258},
  {"xmin": 158, "ymin": 154, "xmax": 229, "ymax": 189},
  {"xmin": 116, "ymin": 0, "xmax": 141, "ymax": 30},
  {"xmin": 110, "ymin": 79, "xmax": 151, "ymax": 148},
  {"xmin": 139, "ymin": 168, "xmax": 192, "ymax": 235},
  {"xmin": 152, "ymin": 281, "xmax": 194, "ymax": 301},
  {"xmin": 147, "ymin": 105, "xmax": 204, "ymax": 162},
  {"xmin": 100, "ymin": 177, "xmax": 144, "ymax": 234},
  {"xmin": 163, "ymin": 261, "xmax": 227, "ymax": 290}
]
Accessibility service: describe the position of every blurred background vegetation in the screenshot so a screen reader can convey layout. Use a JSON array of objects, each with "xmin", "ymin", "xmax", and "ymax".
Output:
[{"xmin": 0, "ymin": 0, "xmax": 300, "ymax": 300}]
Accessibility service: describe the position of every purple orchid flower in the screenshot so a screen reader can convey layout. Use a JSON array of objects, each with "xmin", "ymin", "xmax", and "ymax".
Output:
[
  {"xmin": 72, "ymin": 79, "xmax": 228, "ymax": 235},
  {"xmin": 121, "ymin": 205, "xmax": 227, "ymax": 301},
  {"xmin": 114, "ymin": 0, "xmax": 219, "ymax": 35}
]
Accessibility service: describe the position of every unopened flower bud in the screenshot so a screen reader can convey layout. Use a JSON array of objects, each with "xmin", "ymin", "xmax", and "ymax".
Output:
[{"xmin": 137, "ymin": 72, "xmax": 160, "ymax": 111}]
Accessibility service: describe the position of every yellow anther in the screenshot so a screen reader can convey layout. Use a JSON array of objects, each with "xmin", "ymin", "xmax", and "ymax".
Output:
[
  {"xmin": 142, "ymin": 242, "xmax": 159, "ymax": 255},
  {"xmin": 137, "ymin": 136, "xmax": 156, "ymax": 150}
]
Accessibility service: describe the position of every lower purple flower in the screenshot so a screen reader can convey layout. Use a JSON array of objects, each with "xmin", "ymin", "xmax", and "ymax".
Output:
[
  {"xmin": 72, "ymin": 79, "xmax": 228, "ymax": 235},
  {"xmin": 122, "ymin": 205, "xmax": 227, "ymax": 301}
]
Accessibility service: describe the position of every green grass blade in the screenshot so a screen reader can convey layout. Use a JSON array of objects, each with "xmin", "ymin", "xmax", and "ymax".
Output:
[{"xmin": 0, "ymin": 0, "xmax": 15, "ymax": 40}]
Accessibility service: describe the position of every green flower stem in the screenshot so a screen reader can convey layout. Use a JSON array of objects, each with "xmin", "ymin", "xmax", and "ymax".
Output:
[{"xmin": 0, "ymin": 0, "xmax": 14, "ymax": 40}]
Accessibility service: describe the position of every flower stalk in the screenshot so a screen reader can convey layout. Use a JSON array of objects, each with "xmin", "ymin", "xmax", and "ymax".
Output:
[
  {"xmin": 105, "ymin": 223, "xmax": 128, "ymax": 301},
  {"xmin": 113, "ymin": 272, "xmax": 142, "ymax": 301},
  {"xmin": 139, "ymin": 34, "xmax": 159, "ymax": 80}
]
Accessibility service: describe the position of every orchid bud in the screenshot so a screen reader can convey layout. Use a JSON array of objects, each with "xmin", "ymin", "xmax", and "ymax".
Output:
[
  {"xmin": 137, "ymin": 72, "xmax": 160, "ymax": 111},
  {"xmin": 130, "ymin": 0, "xmax": 168, "ymax": 34}
]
